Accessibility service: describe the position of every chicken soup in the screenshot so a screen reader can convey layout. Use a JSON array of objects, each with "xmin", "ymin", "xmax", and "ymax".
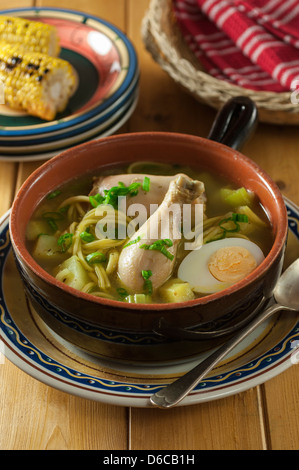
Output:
[{"xmin": 26, "ymin": 162, "xmax": 273, "ymax": 304}]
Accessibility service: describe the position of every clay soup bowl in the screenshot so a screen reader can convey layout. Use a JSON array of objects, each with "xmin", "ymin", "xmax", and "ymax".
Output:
[{"xmin": 9, "ymin": 97, "xmax": 288, "ymax": 364}]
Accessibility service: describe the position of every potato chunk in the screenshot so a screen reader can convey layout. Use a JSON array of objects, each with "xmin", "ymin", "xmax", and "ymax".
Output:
[
  {"xmin": 33, "ymin": 234, "xmax": 63, "ymax": 262},
  {"xmin": 159, "ymin": 278, "xmax": 195, "ymax": 303},
  {"xmin": 55, "ymin": 255, "xmax": 89, "ymax": 291},
  {"xmin": 26, "ymin": 220, "xmax": 52, "ymax": 241}
]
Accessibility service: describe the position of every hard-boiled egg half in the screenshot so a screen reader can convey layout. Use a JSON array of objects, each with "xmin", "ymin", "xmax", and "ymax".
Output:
[{"xmin": 178, "ymin": 237, "xmax": 265, "ymax": 295}]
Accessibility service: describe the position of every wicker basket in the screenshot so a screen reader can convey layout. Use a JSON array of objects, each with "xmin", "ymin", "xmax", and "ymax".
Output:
[{"xmin": 141, "ymin": 0, "xmax": 299, "ymax": 125}]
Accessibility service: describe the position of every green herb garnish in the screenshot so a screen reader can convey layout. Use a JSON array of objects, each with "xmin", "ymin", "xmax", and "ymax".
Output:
[
  {"xmin": 123, "ymin": 235, "xmax": 141, "ymax": 248},
  {"xmin": 206, "ymin": 212, "xmax": 249, "ymax": 243},
  {"xmin": 89, "ymin": 193, "xmax": 106, "ymax": 208},
  {"xmin": 57, "ymin": 233, "xmax": 73, "ymax": 253},
  {"xmin": 141, "ymin": 270, "xmax": 153, "ymax": 295},
  {"xmin": 57, "ymin": 205, "xmax": 70, "ymax": 214},
  {"xmin": 218, "ymin": 212, "xmax": 249, "ymax": 233},
  {"xmin": 141, "ymin": 269, "xmax": 152, "ymax": 279},
  {"xmin": 46, "ymin": 219, "xmax": 58, "ymax": 231},
  {"xmin": 127, "ymin": 182, "xmax": 141, "ymax": 197},
  {"xmin": 46, "ymin": 190, "xmax": 61, "ymax": 200},
  {"xmin": 89, "ymin": 181, "xmax": 142, "ymax": 210},
  {"xmin": 140, "ymin": 239, "xmax": 174, "ymax": 261},
  {"xmin": 116, "ymin": 287, "xmax": 129, "ymax": 300},
  {"xmin": 42, "ymin": 210, "xmax": 65, "ymax": 232},
  {"xmin": 142, "ymin": 176, "xmax": 150, "ymax": 192},
  {"xmin": 232, "ymin": 213, "xmax": 249, "ymax": 223},
  {"xmin": 86, "ymin": 252, "xmax": 106, "ymax": 264},
  {"xmin": 219, "ymin": 217, "xmax": 240, "ymax": 233},
  {"xmin": 80, "ymin": 227, "xmax": 95, "ymax": 243}
]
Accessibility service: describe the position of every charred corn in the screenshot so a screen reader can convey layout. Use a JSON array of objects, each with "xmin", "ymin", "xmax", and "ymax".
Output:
[
  {"xmin": 0, "ymin": 42, "xmax": 77, "ymax": 121},
  {"xmin": 0, "ymin": 16, "xmax": 60, "ymax": 56}
]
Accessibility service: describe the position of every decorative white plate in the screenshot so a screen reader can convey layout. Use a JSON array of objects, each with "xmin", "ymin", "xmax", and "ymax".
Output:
[{"xmin": 0, "ymin": 198, "xmax": 298, "ymax": 407}]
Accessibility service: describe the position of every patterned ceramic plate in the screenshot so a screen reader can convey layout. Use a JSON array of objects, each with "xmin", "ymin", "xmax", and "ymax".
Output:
[
  {"xmin": 0, "ymin": 93, "xmax": 138, "ymax": 162},
  {"xmin": 0, "ymin": 7, "xmax": 138, "ymax": 138},
  {"xmin": 0, "ymin": 71, "xmax": 139, "ymax": 146},
  {"xmin": 0, "ymin": 198, "xmax": 298, "ymax": 407},
  {"xmin": 0, "ymin": 85, "xmax": 139, "ymax": 155}
]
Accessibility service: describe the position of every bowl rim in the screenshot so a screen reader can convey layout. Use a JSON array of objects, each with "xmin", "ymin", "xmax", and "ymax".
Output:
[{"xmin": 9, "ymin": 131, "xmax": 288, "ymax": 311}]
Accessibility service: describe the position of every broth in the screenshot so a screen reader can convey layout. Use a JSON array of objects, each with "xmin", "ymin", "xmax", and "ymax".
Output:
[{"xmin": 26, "ymin": 162, "xmax": 273, "ymax": 304}]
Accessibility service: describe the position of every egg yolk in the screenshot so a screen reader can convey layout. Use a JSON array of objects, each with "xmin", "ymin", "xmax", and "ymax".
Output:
[{"xmin": 208, "ymin": 246, "xmax": 257, "ymax": 283}]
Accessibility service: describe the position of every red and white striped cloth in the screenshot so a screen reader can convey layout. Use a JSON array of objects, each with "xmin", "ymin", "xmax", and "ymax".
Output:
[{"xmin": 173, "ymin": 0, "xmax": 299, "ymax": 92}]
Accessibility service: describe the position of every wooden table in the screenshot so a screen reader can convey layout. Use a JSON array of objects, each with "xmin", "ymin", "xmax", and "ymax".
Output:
[{"xmin": 0, "ymin": 0, "xmax": 299, "ymax": 451}]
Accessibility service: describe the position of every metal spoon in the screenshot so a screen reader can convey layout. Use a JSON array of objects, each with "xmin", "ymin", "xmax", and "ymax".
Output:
[{"xmin": 150, "ymin": 258, "xmax": 299, "ymax": 409}]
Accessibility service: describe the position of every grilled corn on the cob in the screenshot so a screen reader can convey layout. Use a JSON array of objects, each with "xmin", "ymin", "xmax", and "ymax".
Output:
[
  {"xmin": 0, "ymin": 42, "xmax": 77, "ymax": 120},
  {"xmin": 0, "ymin": 16, "xmax": 60, "ymax": 56}
]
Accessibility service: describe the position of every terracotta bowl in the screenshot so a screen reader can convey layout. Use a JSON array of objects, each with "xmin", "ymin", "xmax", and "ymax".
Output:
[{"xmin": 9, "ymin": 100, "xmax": 288, "ymax": 364}]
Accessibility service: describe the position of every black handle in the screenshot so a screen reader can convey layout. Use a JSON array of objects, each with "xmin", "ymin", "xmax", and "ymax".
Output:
[{"xmin": 207, "ymin": 96, "xmax": 258, "ymax": 150}]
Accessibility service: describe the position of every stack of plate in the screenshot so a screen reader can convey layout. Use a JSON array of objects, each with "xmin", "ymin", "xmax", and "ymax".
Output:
[{"xmin": 0, "ymin": 7, "xmax": 139, "ymax": 162}]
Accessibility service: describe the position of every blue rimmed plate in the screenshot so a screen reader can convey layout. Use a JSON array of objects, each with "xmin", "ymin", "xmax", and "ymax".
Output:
[
  {"xmin": 0, "ymin": 7, "xmax": 138, "ymax": 139},
  {"xmin": 0, "ymin": 92, "xmax": 138, "ymax": 162},
  {"xmin": 0, "ymin": 198, "xmax": 298, "ymax": 407},
  {"xmin": 0, "ymin": 71, "xmax": 139, "ymax": 147},
  {"xmin": 0, "ymin": 80, "xmax": 139, "ymax": 155}
]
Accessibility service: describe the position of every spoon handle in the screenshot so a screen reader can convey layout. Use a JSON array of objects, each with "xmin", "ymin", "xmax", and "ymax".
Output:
[{"xmin": 150, "ymin": 303, "xmax": 284, "ymax": 408}]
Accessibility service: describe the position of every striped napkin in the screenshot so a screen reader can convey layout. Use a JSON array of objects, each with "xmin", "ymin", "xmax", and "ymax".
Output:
[{"xmin": 173, "ymin": 0, "xmax": 299, "ymax": 92}]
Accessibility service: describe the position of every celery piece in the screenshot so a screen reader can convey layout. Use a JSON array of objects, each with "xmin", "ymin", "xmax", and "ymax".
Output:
[
  {"xmin": 125, "ymin": 294, "xmax": 152, "ymax": 304},
  {"xmin": 221, "ymin": 187, "xmax": 254, "ymax": 207}
]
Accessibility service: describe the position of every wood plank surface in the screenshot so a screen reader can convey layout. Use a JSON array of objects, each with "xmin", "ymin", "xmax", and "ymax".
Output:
[
  {"xmin": 0, "ymin": 0, "xmax": 129, "ymax": 451},
  {"xmin": 0, "ymin": 0, "xmax": 298, "ymax": 451},
  {"xmin": 128, "ymin": 0, "xmax": 264, "ymax": 451}
]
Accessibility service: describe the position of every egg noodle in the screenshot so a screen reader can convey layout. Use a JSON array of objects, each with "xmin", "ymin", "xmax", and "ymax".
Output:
[
  {"xmin": 55, "ymin": 198, "xmax": 131, "ymax": 299},
  {"xmin": 49, "ymin": 192, "xmax": 265, "ymax": 301}
]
